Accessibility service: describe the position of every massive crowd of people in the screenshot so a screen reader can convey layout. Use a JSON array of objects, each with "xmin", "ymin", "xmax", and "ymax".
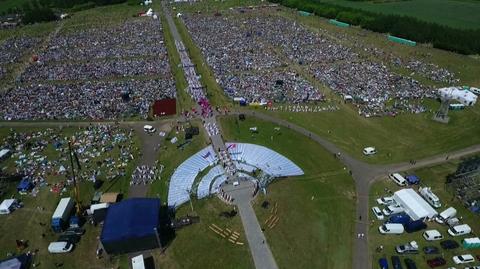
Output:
[
  {"xmin": 0, "ymin": 36, "xmax": 38, "ymax": 65},
  {"xmin": 0, "ymin": 79, "xmax": 176, "ymax": 120},
  {"xmin": 0, "ymin": 18, "xmax": 175, "ymax": 120},
  {"xmin": 183, "ymin": 12, "xmax": 454, "ymax": 116}
]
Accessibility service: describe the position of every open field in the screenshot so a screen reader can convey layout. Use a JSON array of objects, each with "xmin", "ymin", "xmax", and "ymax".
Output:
[
  {"xmin": 322, "ymin": 0, "xmax": 480, "ymax": 30},
  {"xmin": 262, "ymin": 99, "xmax": 480, "ymax": 164},
  {"xmin": 0, "ymin": 126, "xmax": 141, "ymax": 269},
  {"xmin": 219, "ymin": 115, "xmax": 356, "ymax": 269},
  {"xmin": 154, "ymin": 198, "xmax": 255, "ymax": 269},
  {"xmin": 369, "ymin": 158, "xmax": 480, "ymax": 269},
  {"xmin": 148, "ymin": 120, "xmax": 209, "ymax": 200}
]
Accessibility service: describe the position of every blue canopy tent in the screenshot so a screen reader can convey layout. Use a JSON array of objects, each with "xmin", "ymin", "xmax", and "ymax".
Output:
[
  {"xmin": 100, "ymin": 198, "xmax": 160, "ymax": 254},
  {"xmin": 17, "ymin": 178, "xmax": 33, "ymax": 192},
  {"xmin": 405, "ymin": 175, "xmax": 420, "ymax": 185},
  {"xmin": 0, "ymin": 254, "xmax": 31, "ymax": 269}
]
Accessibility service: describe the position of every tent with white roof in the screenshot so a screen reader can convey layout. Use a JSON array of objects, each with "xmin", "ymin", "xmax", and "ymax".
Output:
[{"xmin": 393, "ymin": 188, "xmax": 438, "ymax": 221}]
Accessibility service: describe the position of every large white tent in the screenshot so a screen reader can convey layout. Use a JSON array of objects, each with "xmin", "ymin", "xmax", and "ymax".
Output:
[
  {"xmin": 438, "ymin": 87, "xmax": 477, "ymax": 106},
  {"xmin": 393, "ymin": 188, "xmax": 438, "ymax": 221}
]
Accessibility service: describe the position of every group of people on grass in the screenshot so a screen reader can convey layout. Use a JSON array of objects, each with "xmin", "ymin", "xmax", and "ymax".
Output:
[
  {"xmin": 183, "ymin": 11, "xmax": 455, "ymax": 117},
  {"xmin": 0, "ymin": 18, "xmax": 176, "ymax": 120}
]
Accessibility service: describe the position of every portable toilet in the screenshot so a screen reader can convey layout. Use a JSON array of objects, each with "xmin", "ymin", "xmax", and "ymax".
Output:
[{"xmin": 463, "ymin": 237, "xmax": 480, "ymax": 249}]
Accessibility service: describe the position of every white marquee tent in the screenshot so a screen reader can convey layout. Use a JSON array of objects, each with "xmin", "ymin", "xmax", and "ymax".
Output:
[
  {"xmin": 393, "ymin": 188, "xmax": 438, "ymax": 221},
  {"xmin": 438, "ymin": 87, "xmax": 477, "ymax": 106}
]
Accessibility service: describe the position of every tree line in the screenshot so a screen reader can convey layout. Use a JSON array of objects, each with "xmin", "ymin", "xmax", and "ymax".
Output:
[{"xmin": 270, "ymin": 0, "xmax": 480, "ymax": 55}]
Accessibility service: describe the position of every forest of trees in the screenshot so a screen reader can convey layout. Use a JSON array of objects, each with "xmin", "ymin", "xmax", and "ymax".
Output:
[{"xmin": 270, "ymin": 0, "xmax": 480, "ymax": 55}]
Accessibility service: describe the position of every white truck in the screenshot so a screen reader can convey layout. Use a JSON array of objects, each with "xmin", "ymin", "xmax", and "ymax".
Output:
[{"xmin": 51, "ymin": 197, "xmax": 75, "ymax": 232}]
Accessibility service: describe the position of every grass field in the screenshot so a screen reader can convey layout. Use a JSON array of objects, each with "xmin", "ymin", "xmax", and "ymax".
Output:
[
  {"xmin": 322, "ymin": 0, "xmax": 480, "ymax": 30},
  {"xmin": 148, "ymin": 120, "xmax": 209, "ymax": 200},
  {"xmin": 261, "ymin": 98, "xmax": 480, "ymax": 164},
  {"xmin": 219, "ymin": 115, "xmax": 356, "ymax": 269},
  {"xmin": 154, "ymin": 198, "xmax": 255, "ymax": 269},
  {"xmin": 369, "ymin": 159, "xmax": 480, "ymax": 269},
  {"xmin": 0, "ymin": 126, "xmax": 141, "ymax": 269}
]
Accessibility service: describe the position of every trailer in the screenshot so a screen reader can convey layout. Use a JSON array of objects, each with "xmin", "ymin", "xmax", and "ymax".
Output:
[{"xmin": 51, "ymin": 197, "xmax": 74, "ymax": 232}]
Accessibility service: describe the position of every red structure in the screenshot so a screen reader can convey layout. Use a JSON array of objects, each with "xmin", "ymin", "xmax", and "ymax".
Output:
[{"xmin": 153, "ymin": 98, "xmax": 176, "ymax": 117}]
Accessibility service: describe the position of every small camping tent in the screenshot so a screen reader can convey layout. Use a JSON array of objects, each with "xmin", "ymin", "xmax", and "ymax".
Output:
[{"xmin": 17, "ymin": 178, "xmax": 33, "ymax": 193}]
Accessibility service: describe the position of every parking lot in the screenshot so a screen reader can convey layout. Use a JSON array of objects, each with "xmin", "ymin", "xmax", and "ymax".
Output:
[{"xmin": 369, "ymin": 161, "xmax": 480, "ymax": 268}]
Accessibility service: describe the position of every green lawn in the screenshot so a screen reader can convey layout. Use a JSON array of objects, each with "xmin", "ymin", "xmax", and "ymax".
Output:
[
  {"xmin": 369, "ymin": 159, "xmax": 480, "ymax": 269},
  {"xmin": 262, "ymin": 98, "xmax": 480, "ymax": 164},
  {"xmin": 154, "ymin": 198, "xmax": 255, "ymax": 269},
  {"xmin": 219, "ymin": 115, "xmax": 356, "ymax": 269},
  {"xmin": 147, "ymin": 120, "xmax": 210, "ymax": 201},
  {"xmin": 323, "ymin": 0, "xmax": 480, "ymax": 30}
]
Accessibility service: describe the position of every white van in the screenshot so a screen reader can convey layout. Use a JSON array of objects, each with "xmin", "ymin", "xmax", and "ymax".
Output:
[
  {"xmin": 363, "ymin": 147, "xmax": 376, "ymax": 156},
  {"xmin": 423, "ymin": 230, "xmax": 443, "ymax": 241},
  {"xmin": 389, "ymin": 173, "xmax": 407, "ymax": 186},
  {"xmin": 448, "ymin": 224, "xmax": 472, "ymax": 237},
  {"xmin": 0, "ymin": 199, "xmax": 18, "ymax": 215},
  {"xmin": 379, "ymin": 223, "xmax": 404, "ymax": 234},
  {"xmin": 143, "ymin": 125, "xmax": 156, "ymax": 133},
  {"xmin": 436, "ymin": 207, "xmax": 457, "ymax": 224},
  {"xmin": 453, "ymin": 254, "xmax": 475, "ymax": 264},
  {"xmin": 48, "ymin": 241, "xmax": 74, "ymax": 253},
  {"xmin": 382, "ymin": 205, "xmax": 404, "ymax": 216}
]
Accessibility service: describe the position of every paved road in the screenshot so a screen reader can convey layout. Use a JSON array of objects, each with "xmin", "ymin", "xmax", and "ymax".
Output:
[
  {"xmin": 228, "ymin": 109, "xmax": 480, "ymax": 269},
  {"xmin": 224, "ymin": 181, "xmax": 279, "ymax": 269},
  {"xmin": 160, "ymin": 2, "xmax": 280, "ymax": 267}
]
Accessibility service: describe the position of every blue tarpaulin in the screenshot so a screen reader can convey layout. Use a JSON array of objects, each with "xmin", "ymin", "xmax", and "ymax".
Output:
[
  {"xmin": 100, "ymin": 198, "xmax": 160, "ymax": 254},
  {"xmin": 406, "ymin": 175, "xmax": 420, "ymax": 184},
  {"xmin": 17, "ymin": 178, "xmax": 33, "ymax": 192}
]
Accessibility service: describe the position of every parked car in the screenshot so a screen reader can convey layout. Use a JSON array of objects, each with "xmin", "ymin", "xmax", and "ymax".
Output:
[
  {"xmin": 377, "ymin": 196, "xmax": 395, "ymax": 205},
  {"xmin": 423, "ymin": 246, "xmax": 440, "ymax": 254},
  {"xmin": 391, "ymin": 256, "xmax": 403, "ymax": 269},
  {"xmin": 396, "ymin": 241, "xmax": 419, "ymax": 254},
  {"xmin": 58, "ymin": 234, "xmax": 80, "ymax": 244},
  {"xmin": 48, "ymin": 241, "xmax": 74, "ymax": 253},
  {"xmin": 372, "ymin": 206, "xmax": 385, "ymax": 220},
  {"xmin": 423, "ymin": 230, "xmax": 444, "ymax": 241},
  {"xmin": 440, "ymin": 240, "xmax": 460, "ymax": 250},
  {"xmin": 435, "ymin": 207, "xmax": 457, "ymax": 224},
  {"xmin": 448, "ymin": 224, "xmax": 472, "ymax": 236},
  {"xmin": 379, "ymin": 257, "xmax": 389, "ymax": 269},
  {"xmin": 379, "ymin": 223, "xmax": 404, "ymax": 234},
  {"xmin": 383, "ymin": 205, "xmax": 404, "ymax": 216},
  {"xmin": 453, "ymin": 254, "xmax": 475, "ymax": 264},
  {"xmin": 387, "ymin": 213, "xmax": 411, "ymax": 225},
  {"xmin": 63, "ymin": 227, "xmax": 85, "ymax": 236},
  {"xmin": 427, "ymin": 257, "xmax": 446, "ymax": 268},
  {"xmin": 404, "ymin": 258, "xmax": 417, "ymax": 269}
]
